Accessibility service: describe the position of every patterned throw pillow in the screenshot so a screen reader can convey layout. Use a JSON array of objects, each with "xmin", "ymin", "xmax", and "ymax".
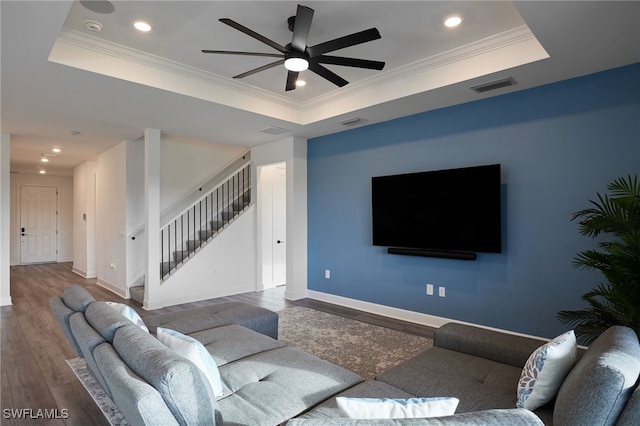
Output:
[
  {"xmin": 517, "ymin": 330, "xmax": 577, "ymax": 410},
  {"xmin": 336, "ymin": 397, "xmax": 459, "ymax": 419},
  {"xmin": 156, "ymin": 327, "xmax": 224, "ymax": 398},
  {"xmin": 105, "ymin": 301, "xmax": 149, "ymax": 332}
]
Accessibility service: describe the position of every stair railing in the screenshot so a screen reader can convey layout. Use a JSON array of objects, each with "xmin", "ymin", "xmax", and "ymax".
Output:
[{"xmin": 160, "ymin": 163, "xmax": 251, "ymax": 281}]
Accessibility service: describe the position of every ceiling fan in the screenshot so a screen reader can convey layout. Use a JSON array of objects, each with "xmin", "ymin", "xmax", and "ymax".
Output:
[{"xmin": 202, "ymin": 4, "xmax": 385, "ymax": 91}]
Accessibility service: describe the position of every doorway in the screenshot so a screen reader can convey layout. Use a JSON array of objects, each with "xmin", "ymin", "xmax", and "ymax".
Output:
[
  {"xmin": 19, "ymin": 185, "xmax": 58, "ymax": 264},
  {"xmin": 259, "ymin": 162, "xmax": 286, "ymax": 289}
]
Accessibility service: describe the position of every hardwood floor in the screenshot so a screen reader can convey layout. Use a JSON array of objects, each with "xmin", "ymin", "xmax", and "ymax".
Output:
[{"xmin": 1, "ymin": 262, "xmax": 434, "ymax": 425}]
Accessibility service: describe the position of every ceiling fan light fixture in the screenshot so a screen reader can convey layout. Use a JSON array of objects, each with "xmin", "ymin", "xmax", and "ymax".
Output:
[
  {"xmin": 295, "ymin": 79, "xmax": 306, "ymax": 87},
  {"xmin": 284, "ymin": 57, "xmax": 309, "ymax": 72}
]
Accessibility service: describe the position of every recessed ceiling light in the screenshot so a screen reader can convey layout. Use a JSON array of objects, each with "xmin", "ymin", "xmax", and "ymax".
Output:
[
  {"xmin": 295, "ymin": 79, "xmax": 306, "ymax": 87},
  {"xmin": 39, "ymin": 169, "xmax": 46, "ymax": 175},
  {"xmin": 133, "ymin": 20, "xmax": 152, "ymax": 32},
  {"xmin": 444, "ymin": 15, "xmax": 463, "ymax": 28},
  {"xmin": 52, "ymin": 148, "xmax": 61, "ymax": 153},
  {"xmin": 41, "ymin": 157, "xmax": 49, "ymax": 163}
]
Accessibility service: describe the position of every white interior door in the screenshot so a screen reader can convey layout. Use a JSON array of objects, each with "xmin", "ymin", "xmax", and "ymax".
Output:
[
  {"xmin": 260, "ymin": 163, "xmax": 286, "ymax": 289},
  {"xmin": 20, "ymin": 185, "xmax": 58, "ymax": 264}
]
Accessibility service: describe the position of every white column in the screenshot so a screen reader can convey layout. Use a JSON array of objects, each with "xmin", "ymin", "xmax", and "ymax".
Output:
[
  {"xmin": 0, "ymin": 133, "xmax": 12, "ymax": 306},
  {"xmin": 144, "ymin": 129, "xmax": 161, "ymax": 309},
  {"xmin": 285, "ymin": 137, "xmax": 308, "ymax": 300}
]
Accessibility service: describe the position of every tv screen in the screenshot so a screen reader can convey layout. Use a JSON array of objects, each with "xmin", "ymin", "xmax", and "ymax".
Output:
[{"xmin": 372, "ymin": 164, "xmax": 502, "ymax": 254}]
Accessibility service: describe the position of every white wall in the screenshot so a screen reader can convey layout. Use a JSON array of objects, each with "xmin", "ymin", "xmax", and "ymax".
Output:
[
  {"xmin": 9, "ymin": 172, "xmax": 73, "ymax": 265},
  {"xmin": 72, "ymin": 161, "xmax": 96, "ymax": 278},
  {"xmin": 160, "ymin": 137, "xmax": 246, "ymax": 213},
  {"xmin": 126, "ymin": 140, "xmax": 145, "ymax": 287},
  {"xmin": 148, "ymin": 207, "xmax": 257, "ymax": 309},
  {"xmin": 96, "ymin": 142, "xmax": 128, "ymax": 296},
  {"xmin": 1, "ymin": 134, "xmax": 11, "ymax": 306}
]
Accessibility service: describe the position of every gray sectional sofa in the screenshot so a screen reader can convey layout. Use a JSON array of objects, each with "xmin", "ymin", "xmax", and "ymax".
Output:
[{"xmin": 51, "ymin": 285, "xmax": 640, "ymax": 425}]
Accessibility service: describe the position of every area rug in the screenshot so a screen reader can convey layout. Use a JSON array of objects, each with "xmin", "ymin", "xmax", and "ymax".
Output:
[
  {"xmin": 66, "ymin": 358, "xmax": 130, "ymax": 426},
  {"xmin": 278, "ymin": 306, "xmax": 432, "ymax": 380},
  {"xmin": 67, "ymin": 306, "xmax": 432, "ymax": 424}
]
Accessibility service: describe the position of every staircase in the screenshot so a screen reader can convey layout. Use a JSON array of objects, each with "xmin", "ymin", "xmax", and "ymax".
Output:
[{"xmin": 129, "ymin": 162, "xmax": 251, "ymax": 303}]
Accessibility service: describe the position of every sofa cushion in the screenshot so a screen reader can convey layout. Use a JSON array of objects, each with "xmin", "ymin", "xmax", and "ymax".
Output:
[
  {"xmin": 218, "ymin": 346, "xmax": 363, "ymax": 425},
  {"xmin": 297, "ymin": 381, "xmax": 418, "ymax": 420},
  {"xmin": 106, "ymin": 302, "xmax": 149, "ymax": 332},
  {"xmin": 69, "ymin": 311, "xmax": 110, "ymax": 396},
  {"xmin": 336, "ymin": 396, "xmax": 459, "ymax": 419},
  {"xmin": 554, "ymin": 325, "xmax": 640, "ymax": 426},
  {"xmin": 93, "ymin": 343, "xmax": 179, "ymax": 426},
  {"xmin": 144, "ymin": 302, "xmax": 279, "ymax": 338},
  {"xmin": 189, "ymin": 324, "xmax": 285, "ymax": 366},
  {"xmin": 517, "ymin": 330, "xmax": 577, "ymax": 410},
  {"xmin": 113, "ymin": 324, "xmax": 220, "ymax": 426},
  {"xmin": 50, "ymin": 296, "xmax": 83, "ymax": 357},
  {"xmin": 287, "ymin": 408, "xmax": 545, "ymax": 425},
  {"xmin": 435, "ymin": 323, "xmax": 546, "ymax": 369},
  {"xmin": 62, "ymin": 284, "xmax": 95, "ymax": 312},
  {"xmin": 617, "ymin": 382, "xmax": 640, "ymax": 425},
  {"xmin": 376, "ymin": 346, "xmax": 522, "ymax": 413},
  {"xmin": 157, "ymin": 327, "xmax": 224, "ymax": 398},
  {"xmin": 86, "ymin": 301, "xmax": 136, "ymax": 342}
]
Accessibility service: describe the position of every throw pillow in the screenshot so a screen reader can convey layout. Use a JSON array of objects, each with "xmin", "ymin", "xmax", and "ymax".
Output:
[
  {"xmin": 336, "ymin": 397, "xmax": 459, "ymax": 419},
  {"xmin": 156, "ymin": 327, "xmax": 224, "ymax": 398},
  {"xmin": 105, "ymin": 301, "xmax": 149, "ymax": 332},
  {"xmin": 516, "ymin": 330, "xmax": 577, "ymax": 410}
]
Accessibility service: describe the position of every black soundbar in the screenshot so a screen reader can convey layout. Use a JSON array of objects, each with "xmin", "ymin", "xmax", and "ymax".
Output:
[{"xmin": 387, "ymin": 247, "xmax": 477, "ymax": 261}]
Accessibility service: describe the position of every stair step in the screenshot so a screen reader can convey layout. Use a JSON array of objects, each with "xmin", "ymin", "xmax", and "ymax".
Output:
[
  {"xmin": 173, "ymin": 250, "xmax": 193, "ymax": 263},
  {"xmin": 199, "ymin": 229, "xmax": 216, "ymax": 241},
  {"xmin": 161, "ymin": 262, "xmax": 175, "ymax": 276},
  {"xmin": 129, "ymin": 285, "xmax": 144, "ymax": 304},
  {"xmin": 186, "ymin": 240, "xmax": 201, "ymax": 251}
]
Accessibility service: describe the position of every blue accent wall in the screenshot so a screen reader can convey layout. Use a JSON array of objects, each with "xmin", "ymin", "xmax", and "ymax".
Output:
[{"xmin": 307, "ymin": 63, "xmax": 640, "ymax": 338}]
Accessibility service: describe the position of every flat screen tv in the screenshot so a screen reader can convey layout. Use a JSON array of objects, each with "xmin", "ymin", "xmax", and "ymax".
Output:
[{"xmin": 372, "ymin": 164, "xmax": 502, "ymax": 255}]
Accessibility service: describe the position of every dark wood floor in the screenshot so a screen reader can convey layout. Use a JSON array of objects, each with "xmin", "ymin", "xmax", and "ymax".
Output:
[{"xmin": 1, "ymin": 262, "xmax": 434, "ymax": 425}]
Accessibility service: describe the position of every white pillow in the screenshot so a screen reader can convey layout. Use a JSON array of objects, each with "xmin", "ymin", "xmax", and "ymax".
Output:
[
  {"xmin": 517, "ymin": 330, "xmax": 577, "ymax": 410},
  {"xmin": 336, "ymin": 397, "xmax": 459, "ymax": 419},
  {"xmin": 156, "ymin": 327, "xmax": 224, "ymax": 398},
  {"xmin": 106, "ymin": 301, "xmax": 149, "ymax": 333}
]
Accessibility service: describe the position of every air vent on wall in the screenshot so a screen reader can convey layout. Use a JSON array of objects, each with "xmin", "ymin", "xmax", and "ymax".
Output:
[
  {"xmin": 339, "ymin": 117, "xmax": 368, "ymax": 127},
  {"xmin": 259, "ymin": 126, "xmax": 291, "ymax": 135},
  {"xmin": 470, "ymin": 77, "xmax": 517, "ymax": 93}
]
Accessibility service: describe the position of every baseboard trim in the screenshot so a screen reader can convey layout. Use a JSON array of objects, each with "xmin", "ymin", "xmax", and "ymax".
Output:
[
  {"xmin": 96, "ymin": 279, "xmax": 127, "ymax": 299},
  {"xmin": 306, "ymin": 290, "xmax": 549, "ymax": 342},
  {"xmin": 0, "ymin": 296, "xmax": 12, "ymax": 306}
]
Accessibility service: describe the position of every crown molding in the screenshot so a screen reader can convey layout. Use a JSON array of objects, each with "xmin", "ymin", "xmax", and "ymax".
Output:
[{"xmin": 50, "ymin": 24, "xmax": 546, "ymax": 126}]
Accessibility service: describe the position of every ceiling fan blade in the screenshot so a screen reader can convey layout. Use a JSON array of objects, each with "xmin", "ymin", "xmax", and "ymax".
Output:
[
  {"xmin": 219, "ymin": 18, "xmax": 288, "ymax": 54},
  {"xmin": 315, "ymin": 55, "xmax": 385, "ymax": 70},
  {"xmin": 233, "ymin": 59, "xmax": 284, "ymax": 79},
  {"xmin": 290, "ymin": 5, "xmax": 314, "ymax": 52},
  {"xmin": 309, "ymin": 62, "xmax": 348, "ymax": 87},
  {"xmin": 285, "ymin": 71, "xmax": 299, "ymax": 91},
  {"xmin": 202, "ymin": 50, "xmax": 284, "ymax": 59},
  {"xmin": 307, "ymin": 28, "xmax": 381, "ymax": 58}
]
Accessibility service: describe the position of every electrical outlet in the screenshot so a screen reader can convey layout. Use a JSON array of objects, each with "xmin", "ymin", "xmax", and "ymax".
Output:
[
  {"xmin": 325, "ymin": 269, "xmax": 331, "ymax": 279},
  {"xmin": 426, "ymin": 284, "xmax": 434, "ymax": 295},
  {"xmin": 439, "ymin": 286, "xmax": 446, "ymax": 297}
]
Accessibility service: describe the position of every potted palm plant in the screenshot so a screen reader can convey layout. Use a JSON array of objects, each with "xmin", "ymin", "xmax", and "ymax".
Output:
[{"xmin": 557, "ymin": 175, "xmax": 640, "ymax": 345}]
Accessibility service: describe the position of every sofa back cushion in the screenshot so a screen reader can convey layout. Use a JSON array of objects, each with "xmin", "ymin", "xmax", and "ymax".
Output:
[
  {"xmin": 112, "ymin": 324, "xmax": 221, "ymax": 426},
  {"xmin": 554, "ymin": 326, "xmax": 640, "ymax": 426},
  {"xmin": 50, "ymin": 296, "xmax": 83, "ymax": 357},
  {"xmin": 62, "ymin": 285, "xmax": 95, "ymax": 312},
  {"xmin": 93, "ymin": 342, "xmax": 179, "ymax": 426},
  {"xmin": 86, "ymin": 301, "xmax": 135, "ymax": 342},
  {"xmin": 69, "ymin": 311, "xmax": 111, "ymax": 396}
]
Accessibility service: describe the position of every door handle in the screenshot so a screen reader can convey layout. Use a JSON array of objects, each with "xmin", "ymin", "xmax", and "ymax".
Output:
[
  {"xmin": 21, "ymin": 227, "xmax": 26, "ymax": 236},
  {"xmin": 277, "ymin": 240, "xmax": 284, "ymax": 244}
]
